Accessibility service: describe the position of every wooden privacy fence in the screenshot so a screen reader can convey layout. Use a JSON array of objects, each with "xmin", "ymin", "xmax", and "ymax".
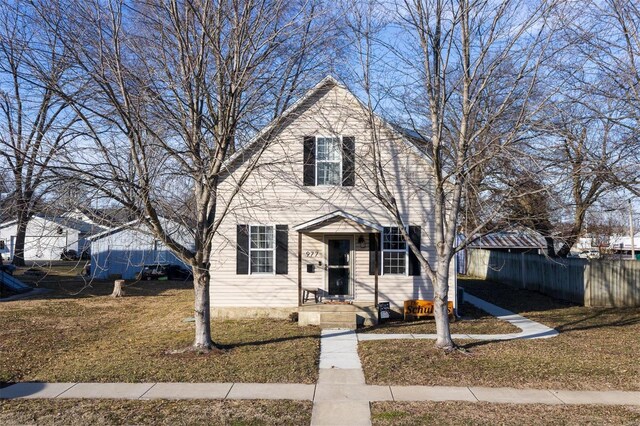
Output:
[{"xmin": 466, "ymin": 249, "xmax": 640, "ymax": 307}]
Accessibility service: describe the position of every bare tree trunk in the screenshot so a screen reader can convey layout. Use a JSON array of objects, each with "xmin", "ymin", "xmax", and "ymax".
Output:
[
  {"xmin": 434, "ymin": 260, "xmax": 454, "ymax": 350},
  {"xmin": 12, "ymin": 211, "xmax": 28, "ymax": 267},
  {"xmin": 192, "ymin": 267, "xmax": 214, "ymax": 350},
  {"xmin": 111, "ymin": 279, "xmax": 125, "ymax": 297}
]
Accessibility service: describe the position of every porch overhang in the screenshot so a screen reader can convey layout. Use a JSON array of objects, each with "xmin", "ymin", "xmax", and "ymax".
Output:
[{"xmin": 292, "ymin": 210, "xmax": 383, "ymax": 233}]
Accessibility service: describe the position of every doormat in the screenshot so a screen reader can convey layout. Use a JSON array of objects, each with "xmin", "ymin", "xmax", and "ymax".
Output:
[{"xmin": 323, "ymin": 301, "xmax": 353, "ymax": 305}]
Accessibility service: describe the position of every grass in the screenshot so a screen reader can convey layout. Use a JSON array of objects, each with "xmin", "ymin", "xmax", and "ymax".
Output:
[
  {"xmin": 0, "ymin": 270, "xmax": 320, "ymax": 384},
  {"xmin": 371, "ymin": 402, "xmax": 640, "ymax": 425},
  {"xmin": 359, "ymin": 277, "xmax": 640, "ymax": 390},
  {"xmin": 358, "ymin": 302, "xmax": 519, "ymax": 335},
  {"xmin": 0, "ymin": 399, "xmax": 312, "ymax": 425}
]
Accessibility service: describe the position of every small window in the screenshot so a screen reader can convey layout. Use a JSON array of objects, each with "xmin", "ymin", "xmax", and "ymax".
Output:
[
  {"xmin": 250, "ymin": 225, "xmax": 275, "ymax": 274},
  {"xmin": 382, "ymin": 227, "xmax": 407, "ymax": 275},
  {"xmin": 0, "ymin": 240, "xmax": 5, "ymax": 250},
  {"xmin": 316, "ymin": 137, "xmax": 342, "ymax": 186}
]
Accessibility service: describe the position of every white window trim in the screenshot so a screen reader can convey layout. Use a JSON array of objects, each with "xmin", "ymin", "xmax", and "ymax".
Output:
[
  {"xmin": 248, "ymin": 224, "xmax": 276, "ymax": 275},
  {"xmin": 381, "ymin": 226, "xmax": 409, "ymax": 276},
  {"xmin": 315, "ymin": 135, "xmax": 343, "ymax": 187}
]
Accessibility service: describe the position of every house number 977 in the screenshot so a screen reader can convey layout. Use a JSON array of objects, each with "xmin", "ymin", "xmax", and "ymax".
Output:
[{"xmin": 305, "ymin": 251, "xmax": 320, "ymax": 258}]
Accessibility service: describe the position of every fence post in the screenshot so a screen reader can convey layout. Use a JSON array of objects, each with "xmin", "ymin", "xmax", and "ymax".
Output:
[
  {"xmin": 520, "ymin": 253, "xmax": 525, "ymax": 289},
  {"xmin": 584, "ymin": 261, "xmax": 590, "ymax": 307}
]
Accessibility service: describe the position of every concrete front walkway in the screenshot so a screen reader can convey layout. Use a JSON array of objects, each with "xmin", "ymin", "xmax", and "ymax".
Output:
[
  {"xmin": 358, "ymin": 293, "xmax": 559, "ymax": 342},
  {"xmin": 312, "ymin": 329, "xmax": 371, "ymax": 426}
]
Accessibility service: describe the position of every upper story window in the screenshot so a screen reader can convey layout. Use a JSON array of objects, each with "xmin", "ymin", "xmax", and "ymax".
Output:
[
  {"xmin": 250, "ymin": 225, "xmax": 275, "ymax": 274},
  {"xmin": 316, "ymin": 137, "xmax": 342, "ymax": 186},
  {"xmin": 303, "ymin": 135, "xmax": 354, "ymax": 187},
  {"xmin": 382, "ymin": 226, "xmax": 407, "ymax": 275}
]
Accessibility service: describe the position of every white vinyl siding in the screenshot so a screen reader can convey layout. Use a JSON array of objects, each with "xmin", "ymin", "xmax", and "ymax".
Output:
[
  {"xmin": 316, "ymin": 136, "xmax": 342, "ymax": 186},
  {"xmin": 382, "ymin": 226, "xmax": 407, "ymax": 275},
  {"xmin": 210, "ymin": 82, "xmax": 455, "ymax": 311},
  {"xmin": 250, "ymin": 225, "xmax": 275, "ymax": 274}
]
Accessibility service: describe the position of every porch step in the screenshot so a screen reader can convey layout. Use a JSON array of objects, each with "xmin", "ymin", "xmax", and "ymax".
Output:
[{"xmin": 319, "ymin": 312, "xmax": 356, "ymax": 329}]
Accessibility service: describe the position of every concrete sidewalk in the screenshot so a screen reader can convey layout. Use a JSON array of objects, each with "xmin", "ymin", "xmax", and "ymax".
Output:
[
  {"xmin": 2, "ymin": 382, "xmax": 639, "ymax": 406},
  {"xmin": 358, "ymin": 293, "xmax": 559, "ymax": 342}
]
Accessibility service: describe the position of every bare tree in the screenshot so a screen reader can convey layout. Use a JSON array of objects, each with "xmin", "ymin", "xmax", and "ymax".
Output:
[
  {"xmin": 347, "ymin": 0, "xmax": 556, "ymax": 350},
  {"xmin": 527, "ymin": 0, "xmax": 640, "ymax": 256},
  {"xmin": 0, "ymin": 1, "xmax": 79, "ymax": 266},
  {"xmin": 42, "ymin": 0, "xmax": 335, "ymax": 350}
]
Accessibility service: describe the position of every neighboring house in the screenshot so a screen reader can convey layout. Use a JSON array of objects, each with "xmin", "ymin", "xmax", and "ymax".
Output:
[
  {"xmin": 457, "ymin": 229, "xmax": 546, "ymax": 275},
  {"xmin": 210, "ymin": 75, "xmax": 456, "ymax": 321},
  {"xmin": 608, "ymin": 233, "xmax": 640, "ymax": 257},
  {"xmin": 89, "ymin": 219, "xmax": 193, "ymax": 279},
  {"xmin": 469, "ymin": 230, "xmax": 546, "ymax": 254},
  {"xmin": 0, "ymin": 215, "xmax": 106, "ymax": 261}
]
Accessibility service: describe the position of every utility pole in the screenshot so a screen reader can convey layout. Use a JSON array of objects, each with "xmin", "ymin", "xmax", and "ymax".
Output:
[{"xmin": 630, "ymin": 199, "xmax": 635, "ymax": 260}]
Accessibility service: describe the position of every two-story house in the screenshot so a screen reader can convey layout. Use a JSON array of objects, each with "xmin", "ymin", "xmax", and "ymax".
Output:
[{"xmin": 210, "ymin": 76, "xmax": 456, "ymax": 326}]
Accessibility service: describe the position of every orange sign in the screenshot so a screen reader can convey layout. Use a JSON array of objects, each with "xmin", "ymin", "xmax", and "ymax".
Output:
[{"xmin": 404, "ymin": 299, "xmax": 454, "ymax": 320}]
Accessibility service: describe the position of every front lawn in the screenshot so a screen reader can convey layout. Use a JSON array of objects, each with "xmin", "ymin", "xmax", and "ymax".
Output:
[
  {"xmin": 0, "ymin": 399, "xmax": 312, "ymax": 425},
  {"xmin": 371, "ymin": 402, "xmax": 640, "ymax": 425},
  {"xmin": 359, "ymin": 277, "xmax": 640, "ymax": 390},
  {"xmin": 0, "ymin": 276, "xmax": 319, "ymax": 384}
]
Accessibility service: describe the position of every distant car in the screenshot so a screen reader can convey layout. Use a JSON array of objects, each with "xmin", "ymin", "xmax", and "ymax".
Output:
[
  {"xmin": 137, "ymin": 264, "xmax": 193, "ymax": 281},
  {"xmin": 579, "ymin": 250, "xmax": 601, "ymax": 259},
  {"xmin": 60, "ymin": 249, "xmax": 79, "ymax": 261}
]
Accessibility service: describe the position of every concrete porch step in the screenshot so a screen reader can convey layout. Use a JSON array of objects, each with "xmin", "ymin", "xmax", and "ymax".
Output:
[
  {"xmin": 298, "ymin": 304, "xmax": 378, "ymax": 327},
  {"xmin": 319, "ymin": 312, "xmax": 356, "ymax": 329}
]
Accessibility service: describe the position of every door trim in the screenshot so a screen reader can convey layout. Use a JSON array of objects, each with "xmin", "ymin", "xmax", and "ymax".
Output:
[{"xmin": 324, "ymin": 235, "xmax": 354, "ymax": 299}]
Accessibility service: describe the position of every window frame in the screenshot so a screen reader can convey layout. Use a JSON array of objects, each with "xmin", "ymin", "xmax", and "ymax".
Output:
[
  {"xmin": 315, "ymin": 135, "xmax": 343, "ymax": 187},
  {"xmin": 248, "ymin": 224, "xmax": 276, "ymax": 275},
  {"xmin": 381, "ymin": 226, "xmax": 409, "ymax": 276}
]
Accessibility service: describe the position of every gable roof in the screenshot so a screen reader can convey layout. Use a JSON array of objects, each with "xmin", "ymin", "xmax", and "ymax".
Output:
[
  {"xmin": 470, "ymin": 230, "xmax": 546, "ymax": 250},
  {"xmin": 293, "ymin": 210, "xmax": 383, "ymax": 232},
  {"xmin": 0, "ymin": 215, "xmax": 105, "ymax": 235},
  {"xmin": 222, "ymin": 75, "xmax": 433, "ymax": 172}
]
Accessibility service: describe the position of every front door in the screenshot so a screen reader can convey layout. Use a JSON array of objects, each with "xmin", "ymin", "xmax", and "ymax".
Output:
[{"xmin": 327, "ymin": 238, "xmax": 352, "ymax": 296}]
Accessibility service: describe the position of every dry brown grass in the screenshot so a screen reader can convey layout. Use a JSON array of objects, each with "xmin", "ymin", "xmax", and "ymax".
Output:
[
  {"xmin": 0, "ymin": 399, "xmax": 312, "ymax": 425},
  {"xmin": 358, "ymin": 302, "xmax": 519, "ymax": 335},
  {"xmin": 0, "ymin": 275, "xmax": 319, "ymax": 384},
  {"xmin": 371, "ymin": 402, "xmax": 640, "ymax": 425},
  {"xmin": 360, "ymin": 278, "xmax": 640, "ymax": 390}
]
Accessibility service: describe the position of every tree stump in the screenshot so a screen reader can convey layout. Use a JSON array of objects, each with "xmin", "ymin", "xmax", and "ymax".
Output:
[{"xmin": 111, "ymin": 279, "xmax": 125, "ymax": 297}]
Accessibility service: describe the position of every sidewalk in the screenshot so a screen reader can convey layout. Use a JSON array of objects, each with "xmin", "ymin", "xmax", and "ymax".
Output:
[{"xmin": 2, "ymin": 381, "xmax": 639, "ymax": 406}]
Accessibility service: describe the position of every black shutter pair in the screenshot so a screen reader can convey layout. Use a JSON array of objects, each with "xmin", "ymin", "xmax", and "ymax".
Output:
[
  {"xmin": 237, "ymin": 225, "xmax": 288, "ymax": 274},
  {"xmin": 303, "ymin": 136, "xmax": 355, "ymax": 186},
  {"xmin": 369, "ymin": 226, "xmax": 421, "ymax": 276}
]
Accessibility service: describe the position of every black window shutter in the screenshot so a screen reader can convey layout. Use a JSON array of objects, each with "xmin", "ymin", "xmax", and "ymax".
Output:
[
  {"xmin": 408, "ymin": 225, "xmax": 421, "ymax": 276},
  {"xmin": 303, "ymin": 136, "xmax": 316, "ymax": 186},
  {"xmin": 369, "ymin": 233, "xmax": 379, "ymax": 275},
  {"xmin": 342, "ymin": 136, "xmax": 355, "ymax": 186},
  {"xmin": 275, "ymin": 225, "xmax": 288, "ymax": 274},
  {"xmin": 236, "ymin": 224, "xmax": 249, "ymax": 274}
]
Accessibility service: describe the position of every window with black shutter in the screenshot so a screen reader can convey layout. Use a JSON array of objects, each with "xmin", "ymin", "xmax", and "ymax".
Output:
[
  {"xmin": 237, "ymin": 224, "xmax": 289, "ymax": 275},
  {"xmin": 378, "ymin": 225, "xmax": 421, "ymax": 275},
  {"xmin": 303, "ymin": 136, "xmax": 355, "ymax": 187}
]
